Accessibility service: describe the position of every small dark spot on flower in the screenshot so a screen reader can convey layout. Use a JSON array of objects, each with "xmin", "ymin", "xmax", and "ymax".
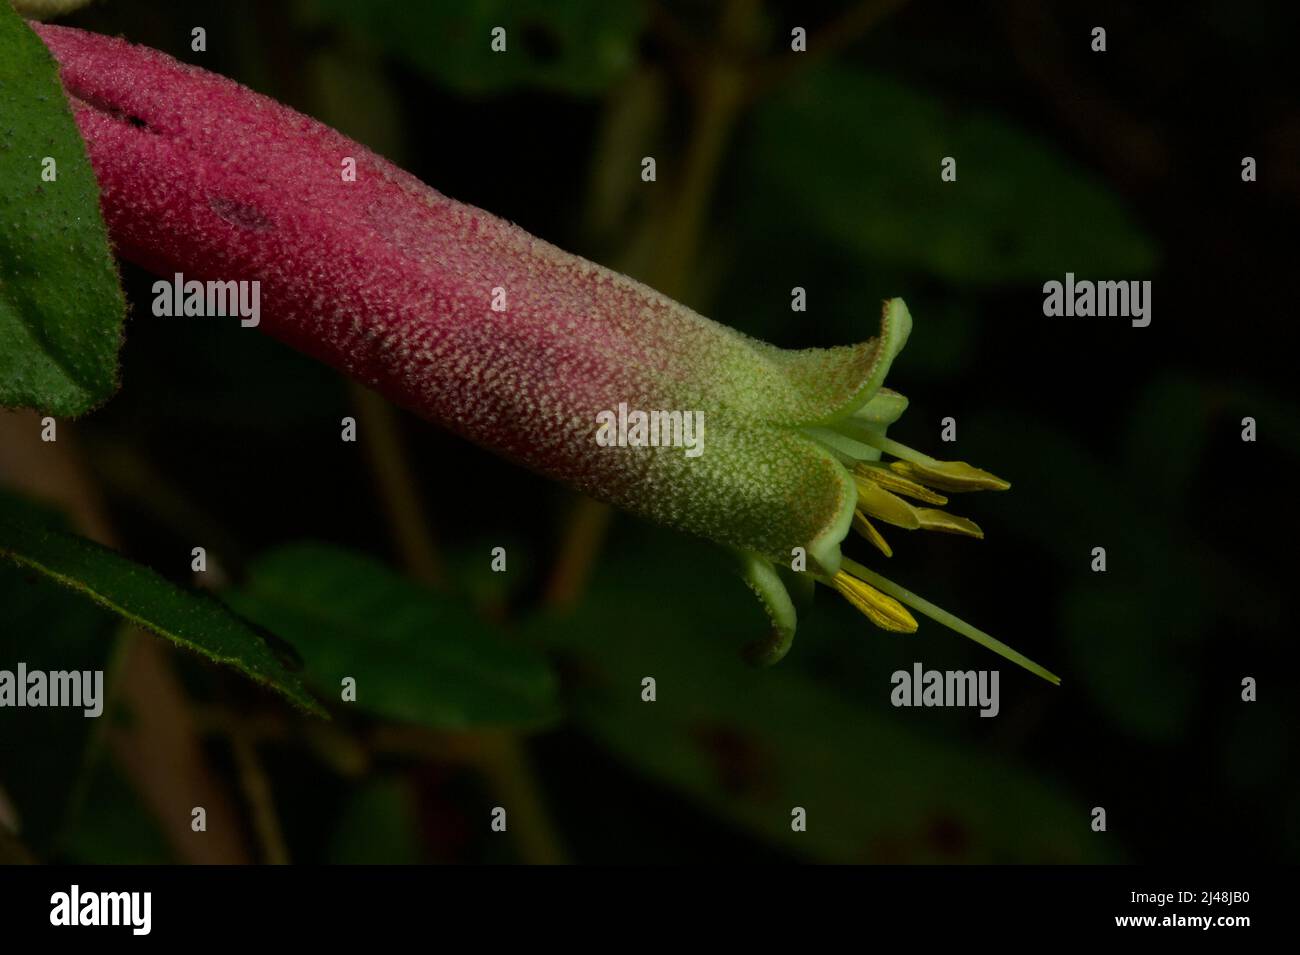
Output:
[
  {"xmin": 208, "ymin": 195, "xmax": 273, "ymax": 231},
  {"xmin": 70, "ymin": 90, "xmax": 158, "ymax": 134}
]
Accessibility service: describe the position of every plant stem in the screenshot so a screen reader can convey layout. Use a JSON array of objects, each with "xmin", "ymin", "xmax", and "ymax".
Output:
[
  {"xmin": 543, "ymin": 496, "xmax": 614, "ymax": 610},
  {"xmin": 350, "ymin": 383, "xmax": 446, "ymax": 588},
  {"xmin": 475, "ymin": 733, "xmax": 567, "ymax": 865},
  {"xmin": 230, "ymin": 733, "xmax": 290, "ymax": 864},
  {"xmin": 748, "ymin": 0, "xmax": 912, "ymax": 99}
]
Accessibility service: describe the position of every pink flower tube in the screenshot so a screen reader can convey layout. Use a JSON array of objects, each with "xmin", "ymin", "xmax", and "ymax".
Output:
[{"xmin": 33, "ymin": 23, "xmax": 1055, "ymax": 679}]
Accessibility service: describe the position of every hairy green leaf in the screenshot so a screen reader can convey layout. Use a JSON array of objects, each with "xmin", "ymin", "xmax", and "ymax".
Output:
[{"xmin": 0, "ymin": 5, "xmax": 125, "ymax": 415}]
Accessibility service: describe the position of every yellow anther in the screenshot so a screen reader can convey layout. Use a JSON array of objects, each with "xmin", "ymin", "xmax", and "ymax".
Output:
[
  {"xmin": 853, "ymin": 478, "xmax": 922, "ymax": 529},
  {"xmin": 832, "ymin": 570, "xmax": 918, "ymax": 633},
  {"xmin": 914, "ymin": 508, "xmax": 984, "ymax": 539},
  {"xmin": 889, "ymin": 459, "xmax": 1011, "ymax": 493}
]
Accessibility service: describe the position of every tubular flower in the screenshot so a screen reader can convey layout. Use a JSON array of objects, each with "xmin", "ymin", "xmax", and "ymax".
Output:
[{"xmin": 33, "ymin": 24, "xmax": 1057, "ymax": 683}]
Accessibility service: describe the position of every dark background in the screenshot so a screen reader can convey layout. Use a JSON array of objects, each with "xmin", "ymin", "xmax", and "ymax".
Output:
[{"xmin": 3, "ymin": 0, "xmax": 1296, "ymax": 864}]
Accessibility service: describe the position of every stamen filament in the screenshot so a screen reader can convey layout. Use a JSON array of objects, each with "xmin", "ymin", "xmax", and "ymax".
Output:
[
  {"xmin": 852, "ymin": 510, "xmax": 893, "ymax": 557},
  {"xmin": 839, "ymin": 427, "xmax": 941, "ymax": 466},
  {"xmin": 803, "ymin": 427, "xmax": 882, "ymax": 462},
  {"xmin": 840, "ymin": 556, "xmax": 1061, "ymax": 685}
]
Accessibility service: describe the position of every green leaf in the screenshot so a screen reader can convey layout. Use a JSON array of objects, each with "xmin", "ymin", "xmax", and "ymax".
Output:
[
  {"xmin": 0, "ymin": 492, "xmax": 321, "ymax": 714},
  {"xmin": 528, "ymin": 534, "xmax": 1115, "ymax": 863},
  {"xmin": 301, "ymin": 0, "xmax": 647, "ymax": 96},
  {"xmin": 0, "ymin": 5, "xmax": 126, "ymax": 415},
  {"xmin": 744, "ymin": 66, "xmax": 1158, "ymax": 285},
  {"xmin": 227, "ymin": 543, "xmax": 559, "ymax": 729}
]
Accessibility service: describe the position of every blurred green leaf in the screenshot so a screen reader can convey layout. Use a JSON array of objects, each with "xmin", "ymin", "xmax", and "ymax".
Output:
[
  {"xmin": 302, "ymin": 0, "xmax": 646, "ymax": 96},
  {"xmin": 328, "ymin": 778, "xmax": 420, "ymax": 863},
  {"xmin": 0, "ymin": 491, "xmax": 321, "ymax": 714},
  {"xmin": 528, "ymin": 535, "xmax": 1114, "ymax": 863},
  {"xmin": 446, "ymin": 534, "xmax": 532, "ymax": 612},
  {"xmin": 744, "ymin": 66, "xmax": 1157, "ymax": 285},
  {"xmin": 0, "ymin": 5, "xmax": 125, "ymax": 415},
  {"xmin": 1122, "ymin": 374, "xmax": 1210, "ymax": 512},
  {"xmin": 227, "ymin": 543, "xmax": 559, "ymax": 729},
  {"xmin": 0, "ymin": 558, "xmax": 117, "ymax": 854},
  {"xmin": 59, "ymin": 761, "xmax": 172, "ymax": 864},
  {"xmin": 10, "ymin": 2, "xmax": 98, "ymax": 18},
  {"xmin": 1062, "ymin": 584, "xmax": 1199, "ymax": 741}
]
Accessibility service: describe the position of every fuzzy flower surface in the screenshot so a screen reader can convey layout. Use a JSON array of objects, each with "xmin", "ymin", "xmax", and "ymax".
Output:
[{"xmin": 33, "ymin": 24, "xmax": 1056, "ymax": 681}]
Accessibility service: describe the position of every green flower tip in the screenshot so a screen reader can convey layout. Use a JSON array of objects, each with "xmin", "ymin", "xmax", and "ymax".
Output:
[{"xmin": 740, "ymin": 298, "xmax": 1058, "ymax": 685}]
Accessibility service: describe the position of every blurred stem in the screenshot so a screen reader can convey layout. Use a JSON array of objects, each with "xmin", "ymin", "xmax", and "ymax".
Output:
[
  {"xmin": 230, "ymin": 733, "xmax": 291, "ymax": 864},
  {"xmin": 651, "ymin": 0, "xmax": 752, "ymax": 298},
  {"xmin": 192, "ymin": 706, "xmax": 567, "ymax": 868},
  {"xmin": 0, "ymin": 824, "xmax": 34, "ymax": 865},
  {"xmin": 194, "ymin": 709, "xmax": 572, "ymax": 860},
  {"xmin": 350, "ymin": 389, "xmax": 567, "ymax": 863},
  {"xmin": 87, "ymin": 441, "xmax": 246, "ymax": 570},
  {"xmin": 542, "ymin": 495, "xmax": 614, "ymax": 610},
  {"xmin": 544, "ymin": 0, "xmax": 758, "ymax": 609},
  {"xmin": 748, "ymin": 0, "xmax": 911, "ymax": 99},
  {"xmin": 997, "ymin": 0, "xmax": 1168, "ymax": 187},
  {"xmin": 107, "ymin": 628, "xmax": 253, "ymax": 863},
  {"xmin": 474, "ymin": 733, "xmax": 567, "ymax": 865},
  {"xmin": 58, "ymin": 620, "xmax": 145, "ymax": 848},
  {"xmin": 350, "ymin": 383, "xmax": 446, "ymax": 589}
]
